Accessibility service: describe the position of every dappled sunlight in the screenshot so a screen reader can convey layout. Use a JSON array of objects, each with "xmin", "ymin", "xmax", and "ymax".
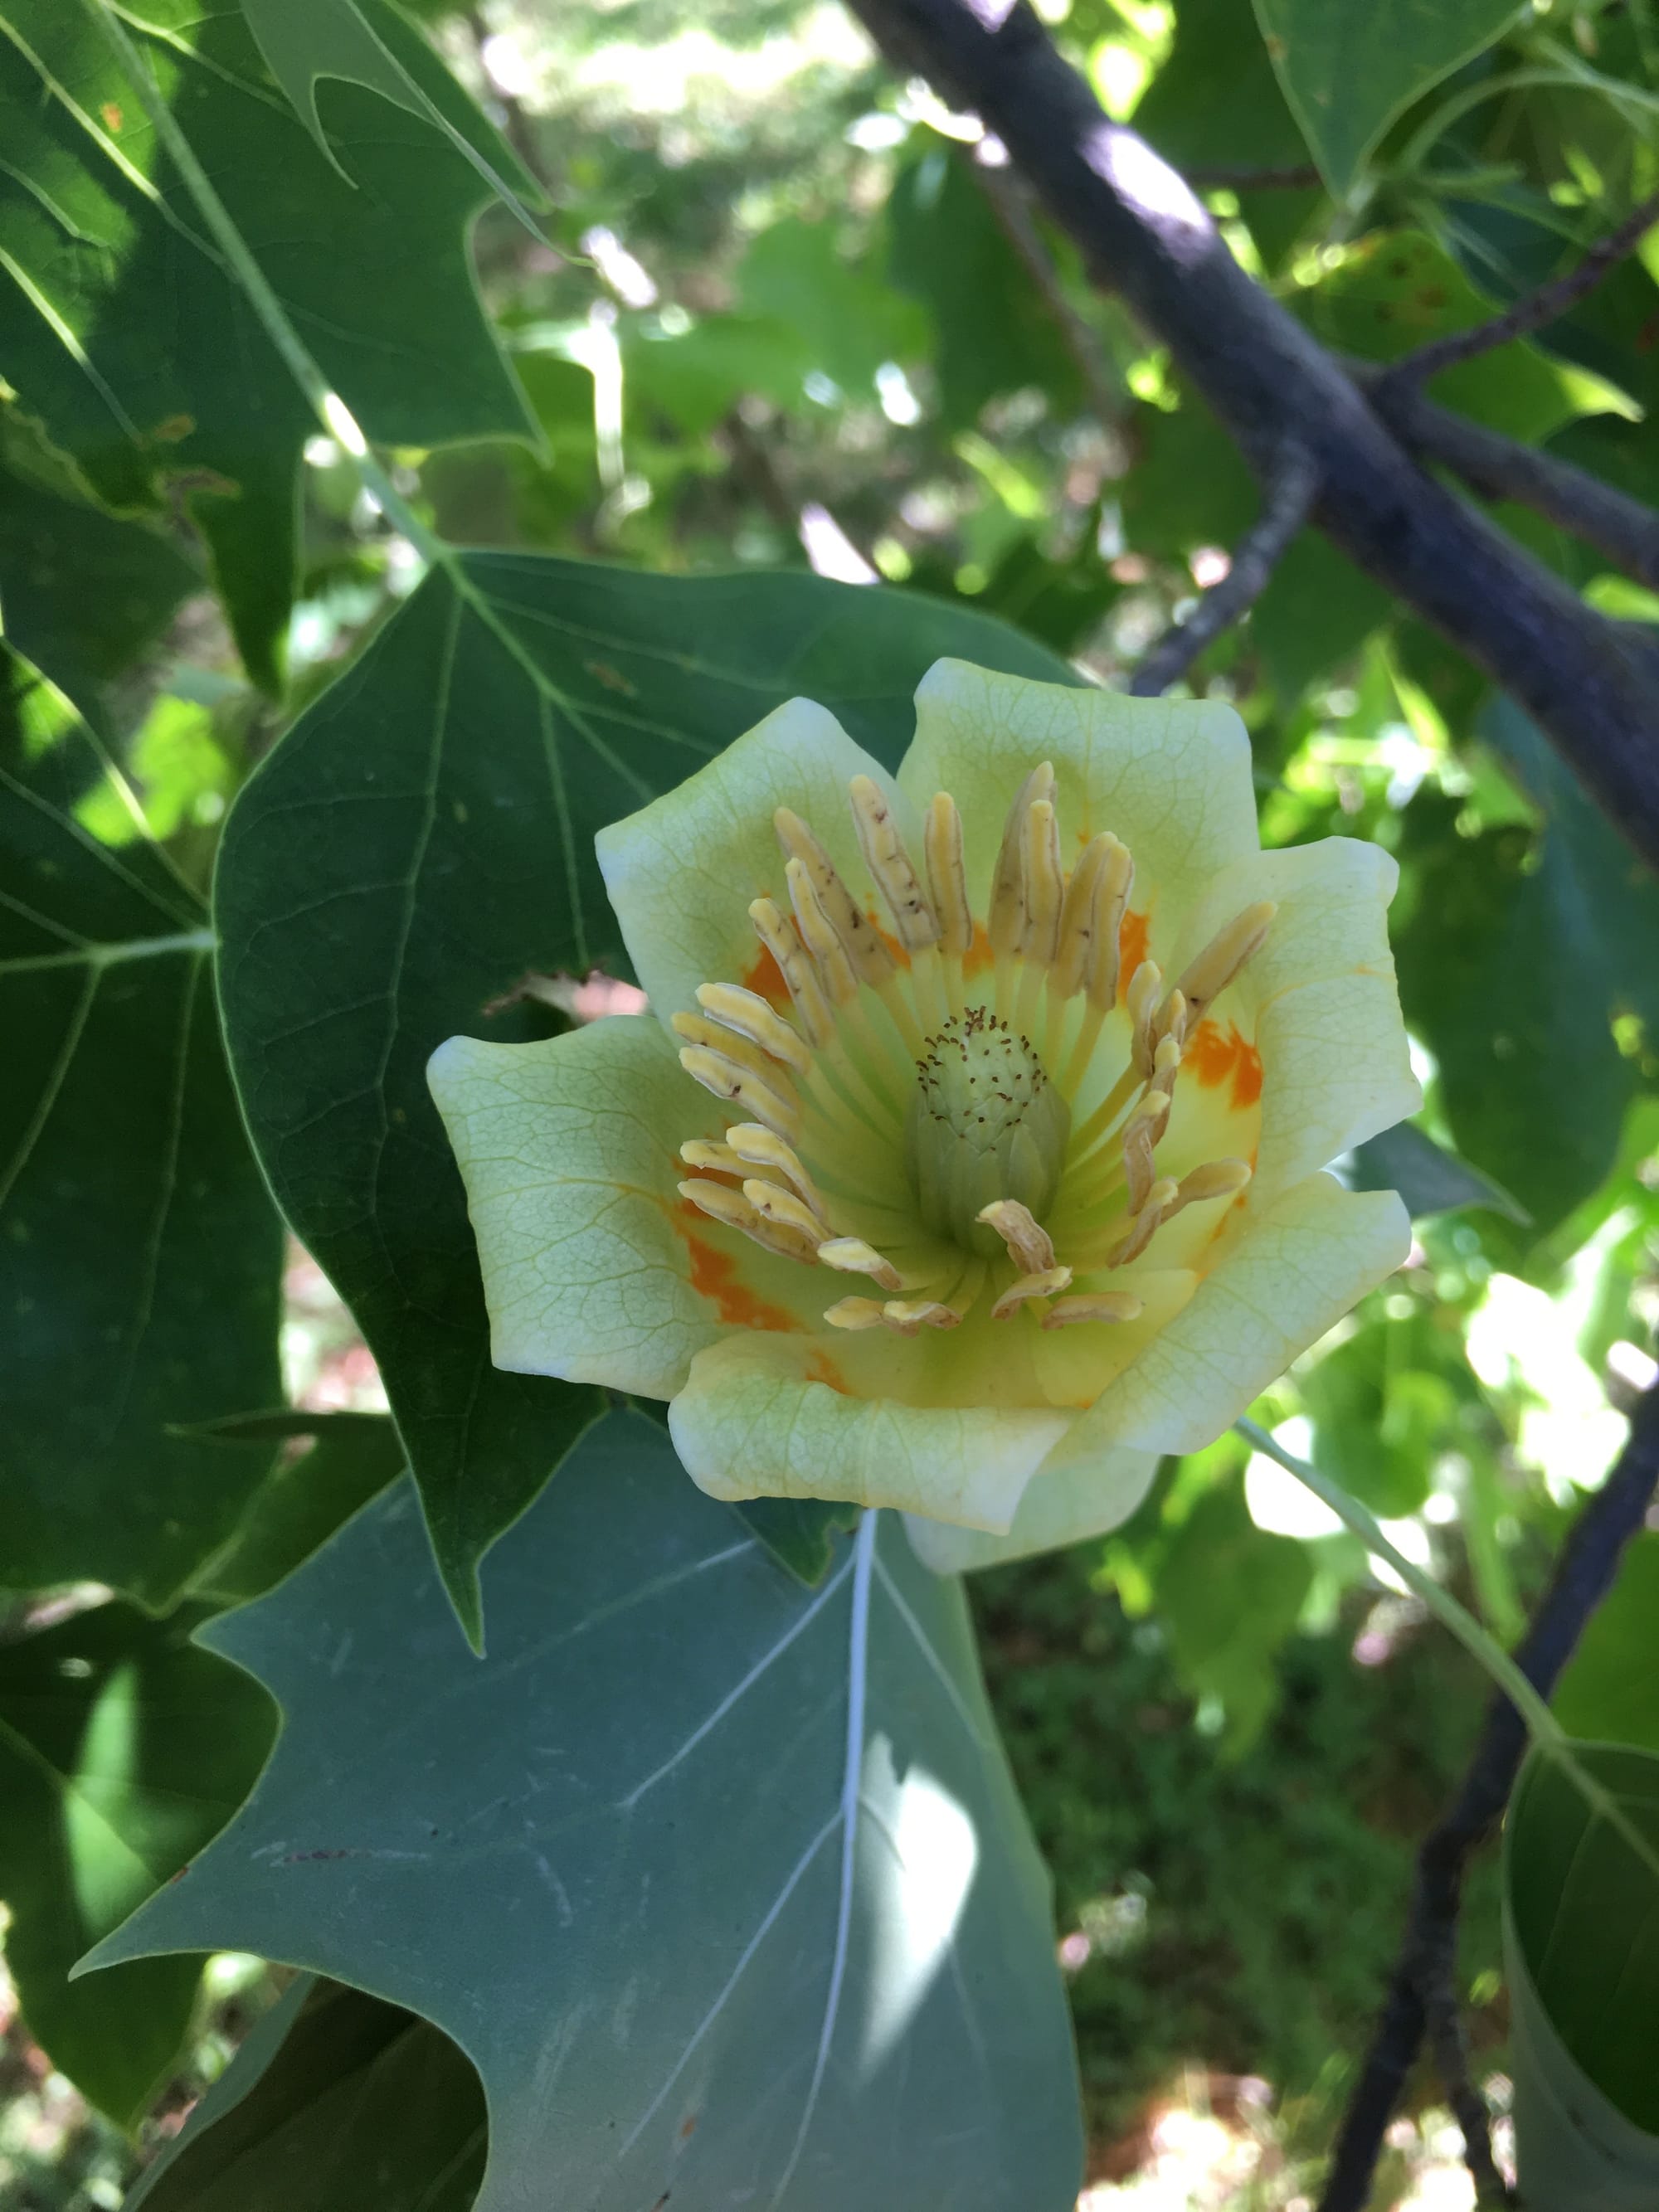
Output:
[{"xmin": 855, "ymin": 1735, "xmax": 978, "ymax": 2077}]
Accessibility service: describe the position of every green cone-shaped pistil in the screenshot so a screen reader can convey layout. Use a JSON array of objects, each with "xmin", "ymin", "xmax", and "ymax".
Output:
[{"xmin": 906, "ymin": 1008, "xmax": 1071, "ymax": 1256}]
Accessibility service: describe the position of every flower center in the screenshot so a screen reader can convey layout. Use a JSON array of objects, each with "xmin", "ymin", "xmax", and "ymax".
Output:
[
  {"xmin": 907, "ymin": 1009, "xmax": 1070, "ymax": 1255},
  {"xmin": 673, "ymin": 764, "xmax": 1273, "ymax": 1345}
]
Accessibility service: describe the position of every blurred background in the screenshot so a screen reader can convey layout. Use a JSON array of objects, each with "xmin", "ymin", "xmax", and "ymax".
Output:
[{"xmin": 5, "ymin": 0, "xmax": 1658, "ymax": 2203}]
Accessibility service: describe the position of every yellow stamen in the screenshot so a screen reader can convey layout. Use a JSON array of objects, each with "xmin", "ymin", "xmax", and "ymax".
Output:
[
  {"xmin": 1105, "ymin": 1177, "xmax": 1179, "ymax": 1267},
  {"xmin": 1087, "ymin": 838, "xmax": 1135, "ymax": 1012},
  {"xmin": 678, "ymin": 1175, "xmax": 815, "ymax": 1262},
  {"xmin": 988, "ymin": 762, "xmax": 1055, "ymax": 960},
  {"xmin": 1126, "ymin": 959, "xmax": 1162, "ymax": 1079},
  {"xmin": 1020, "ymin": 799, "xmax": 1064, "ymax": 969},
  {"xmin": 694, "ymin": 981, "xmax": 812, "ymax": 1075},
  {"xmin": 883, "ymin": 1297, "xmax": 961, "ymax": 1333},
  {"xmin": 825, "ymin": 1296, "xmax": 887, "ymax": 1330},
  {"xmin": 748, "ymin": 897, "xmax": 834, "ymax": 1050},
  {"xmin": 849, "ymin": 775, "xmax": 939, "ymax": 951},
  {"xmin": 786, "ymin": 856, "xmax": 860, "ymax": 1005},
  {"xmin": 676, "ymin": 1043, "xmax": 799, "ymax": 1139},
  {"xmin": 1165, "ymin": 1156, "xmax": 1253, "ymax": 1223},
  {"xmin": 1043, "ymin": 1291, "xmax": 1145, "ymax": 1329},
  {"xmin": 992, "ymin": 1264, "xmax": 1073, "ymax": 1319},
  {"xmin": 742, "ymin": 1178, "xmax": 827, "ymax": 1243},
  {"xmin": 976, "ymin": 1198, "xmax": 1057, "ymax": 1275},
  {"xmin": 1174, "ymin": 900, "xmax": 1276, "ymax": 1026},
  {"xmin": 775, "ymin": 807, "xmax": 893, "ymax": 985},
  {"xmin": 679, "ymin": 1137, "xmax": 741, "ymax": 1174},
  {"xmin": 725, "ymin": 1124, "xmax": 827, "ymax": 1216},
  {"xmin": 1122, "ymin": 1115, "xmax": 1157, "ymax": 1213},
  {"xmin": 1053, "ymin": 834, "xmax": 1111, "ymax": 1001},
  {"xmin": 924, "ymin": 793, "xmax": 973, "ymax": 956},
  {"xmin": 817, "ymin": 1236, "xmax": 904, "ymax": 1293}
]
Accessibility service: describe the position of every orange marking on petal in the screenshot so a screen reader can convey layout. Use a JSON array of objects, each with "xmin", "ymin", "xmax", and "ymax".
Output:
[
  {"xmin": 869, "ymin": 911, "xmax": 912, "ymax": 969},
  {"xmin": 741, "ymin": 943, "xmax": 791, "ymax": 1008},
  {"xmin": 805, "ymin": 1349, "xmax": 849, "ymax": 1393},
  {"xmin": 1117, "ymin": 908, "xmax": 1151, "ymax": 1002},
  {"xmin": 961, "ymin": 920, "xmax": 995, "ymax": 980},
  {"xmin": 1186, "ymin": 1018, "xmax": 1262, "ymax": 1110},
  {"xmin": 674, "ymin": 1204, "xmax": 801, "ymax": 1333}
]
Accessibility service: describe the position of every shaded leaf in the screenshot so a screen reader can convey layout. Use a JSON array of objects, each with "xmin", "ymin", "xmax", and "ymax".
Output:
[
  {"xmin": 0, "ymin": 1600, "xmax": 274, "ymax": 2123},
  {"xmin": 1155, "ymin": 1479, "xmax": 1311, "ymax": 1755},
  {"xmin": 738, "ymin": 217, "xmax": 928, "ymax": 400},
  {"xmin": 1554, "ymin": 1535, "xmax": 1659, "ymax": 1757},
  {"xmin": 0, "ymin": 1, "xmax": 529, "ymax": 689},
  {"xmin": 187, "ymin": 1412, "xmax": 407, "ymax": 1608},
  {"xmin": 0, "ymin": 649, "xmax": 283, "ymax": 1604},
  {"xmin": 130, "ymin": 1976, "xmax": 485, "ymax": 2212},
  {"xmin": 1343, "ymin": 1119, "xmax": 1530, "ymax": 1224},
  {"xmin": 1505, "ymin": 1742, "xmax": 1659, "ymax": 2205},
  {"xmin": 89, "ymin": 1411, "xmax": 1085, "ymax": 2212},
  {"xmin": 212, "ymin": 551, "xmax": 1075, "ymax": 1636},
  {"xmin": 1251, "ymin": 0, "xmax": 1524, "ymax": 195}
]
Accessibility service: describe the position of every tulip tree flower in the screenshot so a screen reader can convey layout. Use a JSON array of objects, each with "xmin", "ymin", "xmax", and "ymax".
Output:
[{"xmin": 428, "ymin": 661, "xmax": 1420, "ymax": 1573}]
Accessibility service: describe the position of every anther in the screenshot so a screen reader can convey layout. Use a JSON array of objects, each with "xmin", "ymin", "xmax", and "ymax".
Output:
[
  {"xmin": 725, "ymin": 1124, "xmax": 826, "ymax": 1217},
  {"xmin": 694, "ymin": 982, "xmax": 812, "ymax": 1075},
  {"xmin": 748, "ymin": 897, "xmax": 834, "ymax": 1050},
  {"xmin": 775, "ymin": 807, "xmax": 894, "ymax": 984},
  {"xmin": 1053, "ymin": 834, "xmax": 1110, "ymax": 1000},
  {"xmin": 1126, "ymin": 959, "xmax": 1163, "ymax": 1078},
  {"xmin": 883, "ymin": 1297, "xmax": 961, "ymax": 1332},
  {"xmin": 1020, "ymin": 799, "xmax": 1064, "ymax": 968},
  {"xmin": 849, "ymin": 775, "xmax": 939, "ymax": 951},
  {"xmin": 676, "ymin": 1043, "xmax": 800, "ymax": 1139},
  {"xmin": 988, "ymin": 762, "xmax": 1055, "ymax": 960},
  {"xmin": 817, "ymin": 1237, "xmax": 904, "ymax": 1293},
  {"xmin": 1174, "ymin": 900, "xmax": 1276, "ymax": 1027},
  {"xmin": 1087, "ymin": 837, "xmax": 1135, "ymax": 1012},
  {"xmin": 679, "ymin": 1137, "xmax": 741, "ymax": 1174},
  {"xmin": 678, "ymin": 1176, "xmax": 816, "ymax": 1262},
  {"xmin": 1105, "ymin": 1177, "xmax": 1180, "ymax": 1268},
  {"xmin": 742, "ymin": 1179, "xmax": 826, "ymax": 1243},
  {"xmin": 1165, "ymin": 1156, "xmax": 1253, "ymax": 1223},
  {"xmin": 924, "ymin": 793, "xmax": 974, "ymax": 956},
  {"xmin": 786, "ymin": 857, "xmax": 859, "ymax": 1005},
  {"xmin": 977, "ymin": 1198, "xmax": 1057, "ymax": 1276},
  {"xmin": 825, "ymin": 1296, "xmax": 887, "ymax": 1330},
  {"xmin": 1122, "ymin": 1116, "xmax": 1157, "ymax": 1213},
  {"xmin": 1042, "ymin": 1292, "xmax": 1145, "ymax": 1329},
  {"xmin": 992, "ymin": 1264, "xmax": 1073, "ymax": 1320}
]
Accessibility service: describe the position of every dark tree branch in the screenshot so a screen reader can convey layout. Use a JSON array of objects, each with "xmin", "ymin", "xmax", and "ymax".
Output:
[
  {"xmin": 1383, "ymin": 189, "xmax": 1659, "ymax": 389},
  {"xmin": 841, "ymin": 0, "xmax": 1659, "ymax": 875},
  {"xmin": 1131, "ymin": 442, "xmax": 1317, "ymax": 694},
  {"xmin": 1359, "ymin": 371, "xmax": 1659, "ymax": 591},
  {"xmin": 1317, "ymin": 1382, "xmax": 1659, "ymax": 2212}
]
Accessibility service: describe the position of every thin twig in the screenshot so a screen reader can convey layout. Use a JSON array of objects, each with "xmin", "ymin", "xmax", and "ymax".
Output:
[
  {"xmin": 971, "ymin": 153, "xmax": 1126, "ymax": 427},
  {"xmin": 1316, "ymin": 1382, "xmax": 1659, "ymax": 2212},
  {"xmin": 1383, "ymin": 188, "xmax": 1659, "ymax": 390},
  {"xmin": 1130, "ymin": 445, "xmax": 1318, "ymax": 694},
  {"xmin": 1359, "ymin": 369, "xmax": 1659, "ymax": 591}
]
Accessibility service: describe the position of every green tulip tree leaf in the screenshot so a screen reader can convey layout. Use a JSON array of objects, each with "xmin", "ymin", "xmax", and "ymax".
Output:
[
  {"xmin": 0, "ymin": 648, "xmax": 284, "ymax": 1603},
  {"xmin": 0, "ymin": 1599, "xmax": 275, "ymax": 2123},
  {"xmin": 0, "ymin": 0, "xmax": 531, "ymax": 690},
  {"xmin": 88, "ymin": 1410, "xmax": 1086, "ymax": 2211},
  {"xmin": 1505, "ymin": 1742, "xmax": 1659, "ymax": 2208},
  {"xmin": 212, "ymin": 551, "xmax": 1075, "ymax": 1637},
  {"xmin": 1251, "ymin": 0, "xmax": 1524, "ymax": 196},
  {"xmin": 129, "ymin": 1976, "xmax": 485, "ymax": 2212}
]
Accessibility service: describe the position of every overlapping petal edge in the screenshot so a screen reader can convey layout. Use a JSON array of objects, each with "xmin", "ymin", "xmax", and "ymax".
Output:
[{"xmin": 427, "ymin": 660, "xmax": 1419, "ymax": 1574}]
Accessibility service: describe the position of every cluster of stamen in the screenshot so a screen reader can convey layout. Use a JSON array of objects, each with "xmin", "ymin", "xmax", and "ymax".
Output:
[{"xmin": 674, "ymin": 765, "xmax": 1274, "ymax": 1344}]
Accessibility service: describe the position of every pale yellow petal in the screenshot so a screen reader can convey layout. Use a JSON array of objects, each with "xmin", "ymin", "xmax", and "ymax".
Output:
[
  {"xmin": 896, "ymin": 659, "xmax": 1258, "ymax": 939},
  {"xmin": 904, "ymin": 1445, "xmax": 1160, "ymax": 1573},
  {"xmin": 595, "ymin": 698, "xmax": 917, "ymax": 1023},
  {"xmin": 1049, "ymin": 1172, "xmax": 1410, "ymax": 1465},
  {"xmin": 669, "ymin": 1333, "xmax": 1070, "ymax": 1529},
  {"xmin": 427, "ymin": 1017, "xmax": 817, "ymax": 1398}
]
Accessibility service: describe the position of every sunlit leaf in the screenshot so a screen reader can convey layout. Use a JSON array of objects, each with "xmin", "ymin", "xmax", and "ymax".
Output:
[{"xmin": 89, "ymin": 1411, "xmax": 1085, "ymax": 2211}]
